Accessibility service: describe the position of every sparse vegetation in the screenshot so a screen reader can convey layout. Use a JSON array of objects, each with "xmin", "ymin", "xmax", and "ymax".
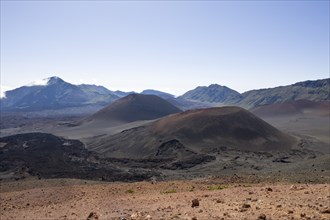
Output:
[
  {"xmin": 163, "ymin": 189, "xmax": 177, "ymax": 194},
  {"xmin": 207, "ymin": 185, "xmax": 228, "ymax": 191},
  {"xmin": 126, "ymin": 189, "xmax": 134, "ymax": 193},
  {"xmin": 171, "ymin": 214, "xmax": 180, "ymax": 219},
  {"xmin": 189, "ymin": 186, "xmax": 195, "ymax": 192}
]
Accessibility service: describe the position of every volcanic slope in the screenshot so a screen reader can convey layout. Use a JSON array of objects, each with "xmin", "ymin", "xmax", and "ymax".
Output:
[
  {"xmin": 0, "ymin": 133, "xmax": 156, "ymax": 181},
  {"xmin": 251, "ymin": 100, "xmax": 330, "ymax": 147},
  {"xmin": 88, "ymin": 106, "xmax": 297, "ymax": 159},
  {"xmin": 52, "ymin": 94, "xmax": 182, "ymax": 140},
  {"xmin": 251, "ymin": 100, "xmax": 330, "ymax": 117},
  {"xmin": 84, "ymin": 94, "xmax": 182, "ymax": 125}
]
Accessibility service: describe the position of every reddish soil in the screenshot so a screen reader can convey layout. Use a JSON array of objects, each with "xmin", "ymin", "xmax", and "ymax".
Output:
[{"xmin": 1, "ymin": 178, "xmax": 329, "ymax": 220}]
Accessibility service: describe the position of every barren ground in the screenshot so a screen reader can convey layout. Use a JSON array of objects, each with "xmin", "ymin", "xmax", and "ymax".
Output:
[{"xmin": 1, "ymin": 178, "xmax": 329, "ymax": 220}]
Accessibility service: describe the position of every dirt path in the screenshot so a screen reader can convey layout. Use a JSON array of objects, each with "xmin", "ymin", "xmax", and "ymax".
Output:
[{"xmin": 1, "ymin": 179, "xmax": 329, "ymax": 220}]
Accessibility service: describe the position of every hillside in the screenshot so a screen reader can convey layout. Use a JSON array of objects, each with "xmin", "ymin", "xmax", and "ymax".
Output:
[
  {"xmin": 88, "ymin": 106, "xmax": 296, "ymax": 159},
  {"xmin": 180, "ymin": 84, "xmax": 241, "ymax": 103},
  {"xmin": 233, "ymin": 78, "xmax": 330, "ymax": 109},
  {"xmin": 141, "ymin": 89, "xmax": 175, "ymax": 99},
  {"xmin": 251, "ymin": 100, "xmax": 330, "ymax": 117},
  {"xmin": 0, "ymin": 133, "xmax": 155, "ymax": 181},
  {"xmin": 250, "ymin": 100, "xmax": 330, "ymax": 146},
  {"xmin": 0, "ymin": 77, "xmax": 119, "ymax": 112},
  {"xmin": 86, "ymin": 94, "xmax": 182, "ymax": 125}
]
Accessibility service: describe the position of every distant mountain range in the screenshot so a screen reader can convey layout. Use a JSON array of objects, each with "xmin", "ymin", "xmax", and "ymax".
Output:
[
  {"xmin": 1, "ymin": 76, "xmax": 329, "ymax": 114},
  {"xmin": 182, "ymin": 78, "xmax": 329, "ymax": 109}
]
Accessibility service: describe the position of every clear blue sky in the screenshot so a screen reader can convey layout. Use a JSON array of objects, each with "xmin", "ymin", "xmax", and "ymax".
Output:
[{"xmin": 1, "ymin": 0, "xmax": 329, "ymax": 96}]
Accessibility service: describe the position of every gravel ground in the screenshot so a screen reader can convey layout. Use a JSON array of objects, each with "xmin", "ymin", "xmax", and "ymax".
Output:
[{"xmin": 1, "ymin": 178, "xmax": 329, "ymax": 220}]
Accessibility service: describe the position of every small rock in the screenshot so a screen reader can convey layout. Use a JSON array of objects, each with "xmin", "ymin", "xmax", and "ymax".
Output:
[
  {"xmin": 266, "ymin": 187, "xmax": 273, "ymax": 192},
  {"xmin": 191, "ymin": 217, "xmax": 197, "ymax": 220},
  {"xmin": 257, "ymin": 214, "xmax": 266, "ymax": 220},
  {"xmin": 150, "ymin": 177, "xmax": 157, "ymax": 184},
  {"xmin": 276, "ymin": 204, "xmax": 282, "ymax": 208},
  {"xmin": 145, "ymin": 214, "xmax": 152, "ymax": 219},
  {"xmin": 131, "ymin": 212, "xmax": 142, "ymax": 219},
  {"xmin": 300, "ymin": 213, "xmax": 306, "ymax": 217},
  {"xmin": 242, "ymin": 203, "xmax": 251, "ymax": 209},
  {"xmin": 290, "ymin": 185, "xmax": 297, "ymax": 190},
  {"xmin": 288, "ymin": 210, "xmax": 294, "ymax": 214},
  {"xmin": 87, "ymin": 212, "xmax": 99, "ymax": 220},
  {"xmin": 216, "ymin": 199, "xmax": 224, "ymax": 203},
  {"xmin": 191, "ymin": 199, "xmax": 199, "ymax": 208},
  {"xmin": 320, "ymin": 208, "xmax": 330, "ymax": 214}
]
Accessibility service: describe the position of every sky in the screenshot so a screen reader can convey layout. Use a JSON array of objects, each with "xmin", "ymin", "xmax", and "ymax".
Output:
[{"xmin": 1, "ymin": 0, "xmax": 329, "ymax": 97}]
